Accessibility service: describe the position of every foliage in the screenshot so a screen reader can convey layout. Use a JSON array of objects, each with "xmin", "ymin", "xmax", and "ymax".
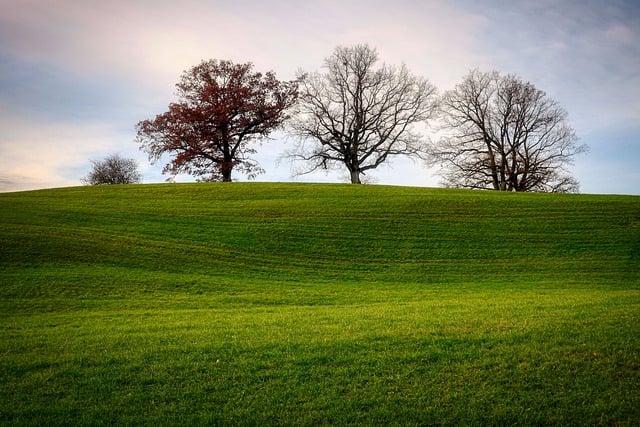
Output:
[
  {"xmin": 430, "ymin": 69, "xmax": 588, "ymax": 192},
  {"xmin": 136, "ymin": 60, "xmax": 298, "ymax": 182},
  {"xmin": 1, "ymin": 183, "xmax": 638, "ymax": 425},
  {"xmin": 288, "ymin": 44, "xmax": 438, "ymax": 183},
  {"xmin": 81, "ymin": 153, "xmax": 141, "ymax": 185}
]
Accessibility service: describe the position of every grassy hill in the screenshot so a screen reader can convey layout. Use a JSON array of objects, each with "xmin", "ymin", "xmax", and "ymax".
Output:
[{"xmin": 1, "ymin": 183, "xmax": 639, "ymax": 425}]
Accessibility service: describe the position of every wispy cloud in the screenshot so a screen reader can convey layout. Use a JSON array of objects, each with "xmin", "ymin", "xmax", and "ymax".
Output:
[{"xmin": 454, "ymin": 0, "xmax": 640, "ymax": 130}]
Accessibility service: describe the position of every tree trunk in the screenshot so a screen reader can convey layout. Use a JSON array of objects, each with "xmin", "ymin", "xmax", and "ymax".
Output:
[
  {"xmin": 350, "ymin": 169, "xmax": 362, "ymax": 184},
  {"xmin": 221, "ymin": 161, "xmax": 233, "ymax": 182}
]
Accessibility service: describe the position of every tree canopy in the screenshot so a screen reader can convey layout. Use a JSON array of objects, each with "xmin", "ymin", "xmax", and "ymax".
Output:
[
  {"xmin": 430, "ymin": 69, "xmax": 587, "ymax": 192},
  {"xmin": 288, "ymin": 44, "xmax": 438, "ymax": 184},
  {"xmin": 82, "ymin": 153, "xmax": 142, "ymax": 185},
  {"xmin": 136, "ymin": 60, "xmax": 298, "ymax": 182},
  {"xmin": 134, "ymin": 52, "xmax": 588, "ymax": 190}
]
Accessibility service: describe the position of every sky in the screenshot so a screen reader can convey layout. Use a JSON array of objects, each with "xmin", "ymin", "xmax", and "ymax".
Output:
[{"xmin": 1, "ymin": 0, "xmax": 639, "ymax": 194}]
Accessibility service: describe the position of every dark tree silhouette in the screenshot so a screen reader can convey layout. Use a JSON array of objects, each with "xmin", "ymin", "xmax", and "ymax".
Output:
[
  {"xmin": 430, "ymin": 69, "xmax": 587, "ymax": 192},
  {"xmin": 288, "ymin": 44, "xmax": 438, "ymax": 184},
  {"xmin": 82, "ymin": 153, "xmax": 142, "ymax": 185},
  {"xmin": 136, "ymin": 60, "xmax": 298, "ymax": 182}
]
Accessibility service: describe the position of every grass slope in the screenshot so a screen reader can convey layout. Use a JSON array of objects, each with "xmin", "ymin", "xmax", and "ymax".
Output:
[{"xmin": 1, "ymin": 183, "xmax": 639, "ymax": 425}]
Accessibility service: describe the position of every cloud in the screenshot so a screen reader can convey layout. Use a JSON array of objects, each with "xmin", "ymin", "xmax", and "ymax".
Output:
[
  {"xmin": 0, "ymin": 110, "xmax": 143, "ymax": 192},
  {"xmin": 0, "ymin": 0, "xmax": 637, "ymax": 193},
  {"xmin": 0, "ymin": 54, "xmax": 145, "ymax": 125},
  {"xmin": 0, "ymin": 0, "xmax": 486, "ymax": 85},
  {"xmin": 452, "ymin": 0, "xmax": 640, "ymax": 131}
]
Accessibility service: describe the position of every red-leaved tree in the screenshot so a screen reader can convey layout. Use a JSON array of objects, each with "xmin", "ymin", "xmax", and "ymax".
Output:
[{"xmin": 136, "ymin": 60, "xmax": 298, "ymax": 182}]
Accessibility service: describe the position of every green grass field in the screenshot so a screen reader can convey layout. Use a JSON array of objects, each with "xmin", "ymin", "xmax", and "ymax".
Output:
[{"xmin": 1, "ymin": 183, "xmax": 639, "ymax": 425}]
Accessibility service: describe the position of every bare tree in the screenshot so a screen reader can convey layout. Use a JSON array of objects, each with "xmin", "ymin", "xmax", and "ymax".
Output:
[
  {"xmin": 430, "ymin": 69, "xmax": 587, "ymax": 192},
  {"xmin": 288, "ymin": 44, "xmax": 438, "ymax": 184},
  {"xmin": 82, "ymin": 153, "xmax": 142, "ymax": 185}
]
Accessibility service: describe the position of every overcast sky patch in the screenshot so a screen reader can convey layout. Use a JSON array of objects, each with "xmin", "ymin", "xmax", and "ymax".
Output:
[{"xmin": 0, "ymin": 0, "xmax": 637, "ymax": 194}]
